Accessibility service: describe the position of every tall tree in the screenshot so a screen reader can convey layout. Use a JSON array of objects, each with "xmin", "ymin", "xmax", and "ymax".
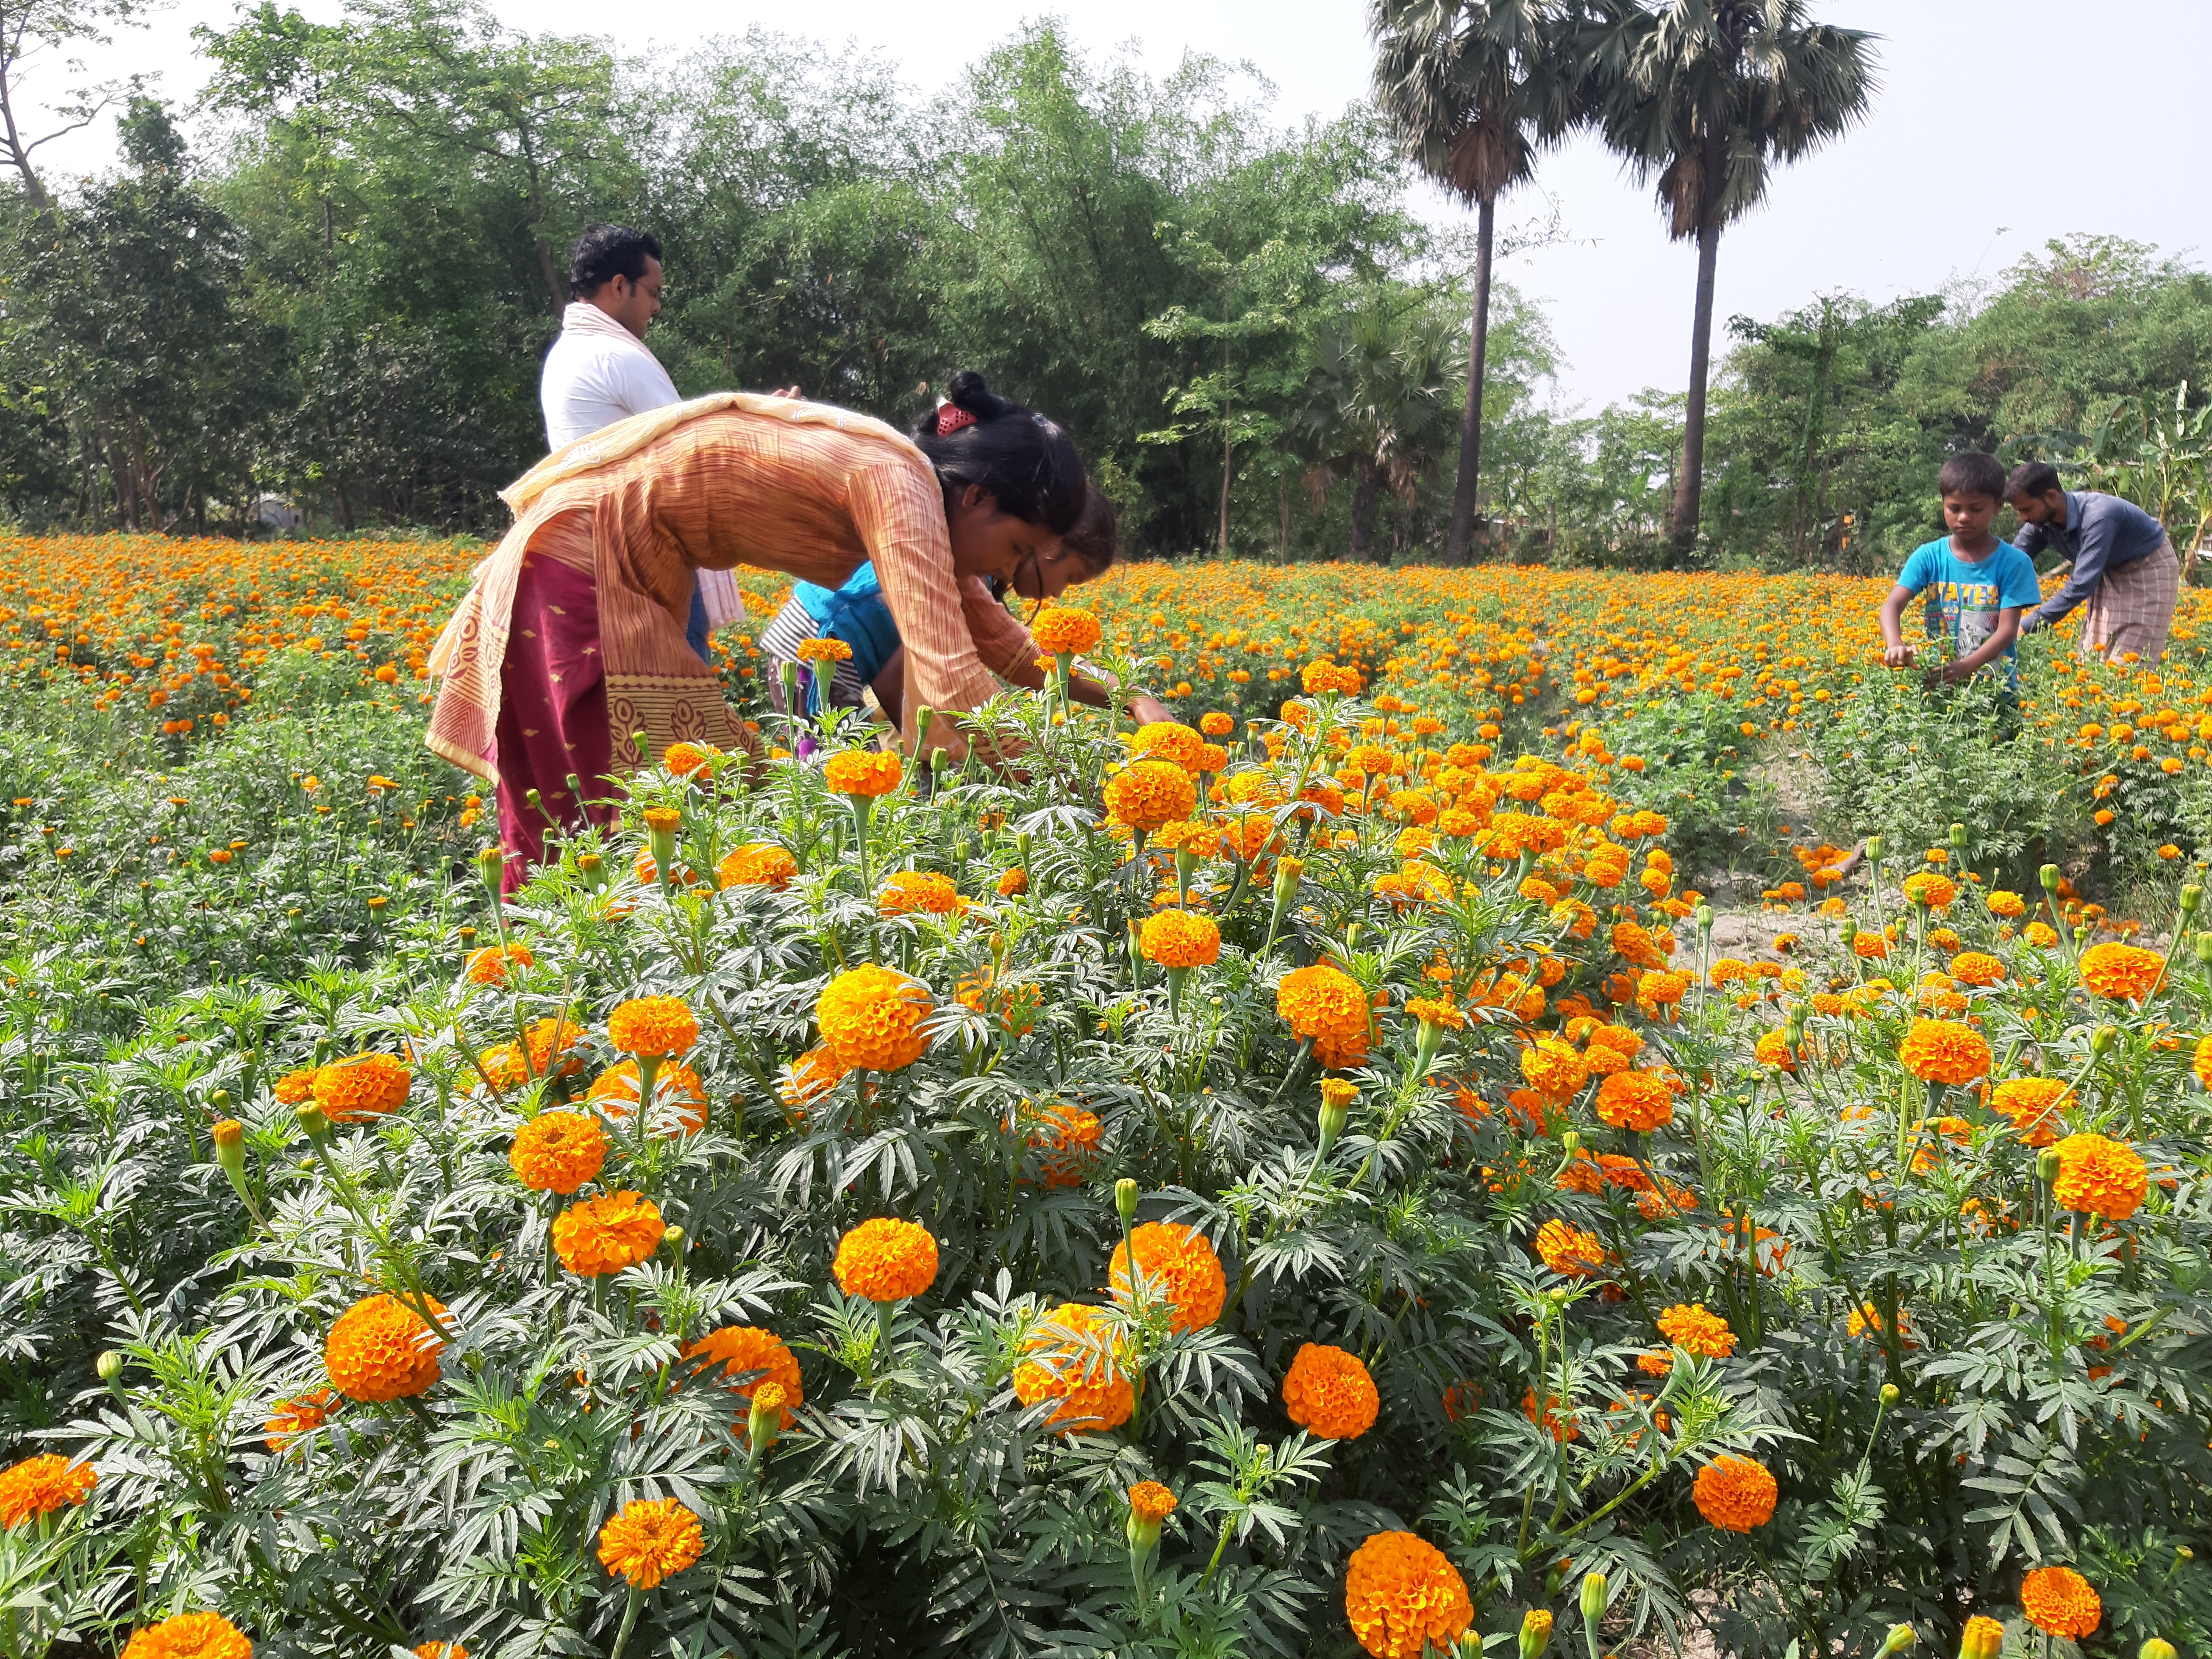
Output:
[
  {"xmin": 0, "ymin": 0, "xmax": 142, "ymax": 212},
  {"xmin": 1299, "ymin": 287, "xmax": 1461, "ymax": 561},
  {"xmin": 1369, "ymin": 0, "xmax": 1573, "ymax": 564},
  {"xmin": 1581, "ymin": 0, "xmax": 1875, "ymax": 564}
]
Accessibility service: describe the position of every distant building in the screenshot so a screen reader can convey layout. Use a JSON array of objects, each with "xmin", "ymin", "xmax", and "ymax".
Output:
[{"xmin": 253, "ymin": 494, "xmax": 303, "ymax": 531}]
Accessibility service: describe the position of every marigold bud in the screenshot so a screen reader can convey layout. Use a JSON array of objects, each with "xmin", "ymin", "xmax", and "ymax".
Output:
[
  {"xmin": 1694, "ymin": 904, "xmax": 1714, "ymax": 931},
  {"xmin": 2091, "ymin": 1024, "xmax": 2117, "ymax": 1056},
  {"xmin": 295, "ymin": 1101, "xmax": 330, "ymax": 1144},
  {"xmin": 211, "ymin": 1117, "xmax": 245, "ymax": 1170},
  {"xmin": 2039, "ymin": 863, "xmax": 2061, "ymax": 892},
  {"xmin": 2140, "ymin": 1641, "xmax": 2176, "ymax": 1659},
  {"xmin": 1560, "ymin": 1129, "xmax": 1581, "ymax": 1157},
  {"xmin": 1878, "ymin": 1625, "xmax": 1914, "ymax": 1658},
  {"xmin": 1880, "ymin": 1382, "xmax": 1899, "ymax": 1406},
  {"xmin": 1579, "ymin": 1570, "xmax": 1607, "ymax": 1624},
  {"xmin": 97, "ymin": 1350, "xmax": 124, "ymax": 1390},
  {"xmin": 1519, "ymin": 1607, "xmax": 1556, "ymax": 1659},
  {"xmin": 663, "ymin": 1225, "xmax": 685, "ymax": 1252},
  {"xmin": 2037, "ymin": 1148, "xmax": 2062, "ymax": 1183},
  {"xmin": 1115, "ymin": 1177, "xmax": 1140, "ymax": 1222},
  {"xmin": 1864, "ymin": 836, "xmax": 1882, "ymax": 861},
  {"xmin": 2182, "ymin": 885, "xmax": 2204, "ymax": 920}
]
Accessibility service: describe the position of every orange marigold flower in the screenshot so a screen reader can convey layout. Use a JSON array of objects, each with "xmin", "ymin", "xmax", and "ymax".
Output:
[
  {"xmin": 552, "ymin": 1191, "xmax": 665, "ymax": 1277},
  {"xmin": 879, "ymin": 870, "xmax": 962, "ymax": 917},
  {"xmin": 587, "ymin": 1060, "xmax": 709, "ymax": 1134},
  {"xmin": 823, "ymin": 748, "xmax": 905, "ymax": 798},
  {"xmin": 1989, "ymin": 1077, "xmax": 2068, "ymax": 1147},
  {"xmin": 682, "ymin": 1325, "xmax": 802, "ymax": 1427},
  {"xmin": 1847, "ymin": 1301, "xmax": 1913, "ymax": 1347},
  {"xmin": 273, "ymin": 1067, "xmax": 320, "ymax": 1106},
  {"xmin": 596, "ymin": 1496, "xmax": 704, "ymax": 1590},
  {"xmin": 312, "ymin": 1052, "xmax": 410, "ymax": 1122},
  {"xmin": 1128, "ymin": 1479, "xmax": 1177, "ymax": 1524},
  {"xmin": 1754, "ymin": 1030, "xmax": 1797, "ymax": 1072},
  {"xmin": 262, "ymin": 1390, "xmax": 335, "ymax": 1454},
  {"xmin": 2078, "ymin": 941, "xmax": 2165, "ymax": 1001},
  {"xmin": 1111, "ymin": 1222, "xmax": 1227, "ymax": 1332},
  {"xmin": 325, "ymin": 1292, "xmax": 447, "ymax": 1402},
  {"xmin": 780, "ymin": 1044, "xmax": 850, "ymax": 1119},
  {"xmin": 1693, "ymin": 1455, "xmax": 1778, "ymax": 1531},
  {"xmin": 817, "ymin": 965, "xmax": 933, "ymax": 1072},
  {"xmin": 1129, "ymin": 721, "xmax": 1206, "ymax": 769},
  {"xmin": 1595, "ymin": 1069, "xmax": 1673, "ymax": 1132},
  {"xmin": 1657, "ymin": 1303, "xmax": 1736, "ymax": 1359},
  {"xmin": 717, "ymin": 842, "xmax": 797, "ymax": 890},
  {"xmin": 833, "ymin": 1217, "xmax": 939, "ymax": 1302},
  {"xmin": 1897, "ymin": 1019, "xmax": 1990, "ymax": 1086},
  {"xmin": 1140, "ymin": 909, "xmax": 1221, "ymax": 969},
  {"xmin": 997, "ymin": 867, "xmax": 1029, "ymax": 897},
  {"xmin": 414, "ymin": 1644, "xmax": 468, "ymax": 1659},
  {"xmin": 120, "ymin": 1612, "xmax": 253, "ymax": 1659},
  {"xmin": 0, "ymin": 1454, "xmax": 97, "ymax": 1527},
  {"xmin": 466, "ymin": 942, "xmax": 533, "ymax": 986},
  {"xmin": 1534, "ymin": 1218, "xmax": 1606, "ymax": 1278},
  {"xmin": 2050, "ymin": 1132, "xmax": 2148, "ymax": 1221},
  {"xmin": 1948, "ymin": 951, "xmax": 2005, "ymax": 987},
  {"xmin": 1013, "ymin": 1302, "xmax": 1133, "ymax": 1432},
  {"xmin": 1900, "ymin": 871, "xmax": 1956, "ymax": 910},
  {"xmin": 2197, "ymin": 1032, "xmax": 2212, "ymax": 1090},
  {"xmin": 1104, "ymin": 759, "xmax": 1199, "ymax": 832},
  {"xmin": 1519, "ymin": 1037, "xmax": 1588, "ymax": 1101},
  {"xmin": 1199, "ymin": 711, "xmax": 1235, "ymax": 738},
  {"xmin": 2019, "ymin": 1564, "xmax": 2100, "ymax": 1639},
  {"xmin": 1277, "ymin": 963, "xmax": 1371, "ymax": 1069},
  {"xmin": 1032, "ymin": 607, "xmax": 1102, "ymax": 656},
  {"xmin": 1024, "ymin": 1098, "xmax": 1103, "ymax": 1187},
  {"xmin": 1985, "ymin": 889, "xmax": 2026, "ymax": 918},
  {"xmin": 1852, "ymin": 931, "xmax": 1891, "ymax": 960},
  {"xmin": 1282, "ymin": 1342, "xmax": 1379, "ymax": 1440},
  {"xmin": 662, "ymin": 740, "xmax": 720, "ymax": 778},
  {"xmin": 1302, "ymin": 658, "xmax": 1364, "ymax": 696},
  {"xmin": 509, "ymin": 1110, "xmax": 607, "ymax": 1193},
  {"xmin": 607, "ymin": 995, "xmax": 698, "ymax": 1059},
  {"xmin": 795, "ymin": 635, "xmax": 854, "ymax": 664},
  {"xmin": 1343, "ymin": 1530, "xmax": 1472, "ymax": 1659}
]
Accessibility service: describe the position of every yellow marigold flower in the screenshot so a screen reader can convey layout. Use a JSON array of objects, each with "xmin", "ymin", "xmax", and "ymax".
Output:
[
  {"xmin": 120, "ymin": 1612, "xmax": 253, "ymax": 1659},
  {"xmin": 1140, "ymin": 909, "xmax": 1221, "ymax": 969},
  {"xmin": 1405, "ymin": 995, "xmax": 1463, "ymax": 1030},
  {"xmin": 1128, "ymin": 1479, "xmax": 1177, "ymax": 1524},
  {"xmin": 1989, "ymin": 1077, "xmax": 2068, "ymax": 1147},
  {"xmin": 1129, "ymin": 721, "xmax": 1206, "ymax": 769},
  {"xmin": 1985, "ymin": 889, "xmax": 2026, "ymax": 918},
  {"xmin": 1657, "ymin": 1303, "xmax": 1736, "ymax": 1358},
  {"xmin": 1948, "ymin": 951, "xmax": 2004, "ymax": 987},
  {"xmin": 1343, "ymin": 1530, "xmax": 1472, "ymax": 1659},
  {"xmin": 465, "ymin": 942, "xmax": 533, "ymax": 986},
  {"xmin": 552, "ymin": 1191, "xmax": 665, "ymax": 1277},
  {"xmin": 1032, "ymin": 606, "xmax": 1102, "ymax": 656},
  {"xmin": 325, "ymin": 1292, "xmax": 446, "ymax": 1402},
  {"xmin": 2019, "ymin": 1564, "xmax": 2100, "ymax": 1639},
  {"xmin": 1900, "ymin": 871, "xmax": 1955, "ymax": 910},
  {"xmin": 795, "ymin": 635, "xmax": 853, "ymax": 664},
  {"xmin": 682, "ymin": 1325, "xmax": 802, "ymax": 1427},
  {"xmin": 1693, "ymin": 1454, "xmax": 1778, "ymax": 1531},
  {"xmin": 1277, "ymin": 963, "xmax": 1371, "ymax": 1069},
  {"xmin": 1534, "ymin": 1218, "xmax": 1606, "ymax": 1278},
  {"xmin": 1595, "ymin": 1069, "xmax": 1673, "ymax": 1132},
  {"xmin": 717, "ymin": 842, "xmax": 797, "ymax": 890},
  {"xmin": 1013, "ymin": 1302, "xmax": 1133, "ymax": 1432},
  {"xmin": 588, "ymin": 1060, "xmax": 709, "ymax": 1134},
  {"xmin": 2197, "ymin": 1033, "xmax": 2212, "ymax": 1090},
  {"xmin": 1104, "ymin": 759, "xmax": 1199, "ymax": 832},
  {"xmin": 823, "ymin": 748, "xmax": 905, "ymax": 798},
  {"xmin": 596, "ymin": 1496, "xmax": 703, "ymax": 1590},
  {"xmin": 1282, "ymin": 1342, "xmax": 1379, "ymax": 1440},
  {"xmin": 607, "ymin": 995, "xmax": 698, "ymax": 1060},
  {"xmin": 1519, "ymin": 1038, "xmax": 1588, "ymax": 1102},
  {"xmin": 817, "ymin": 965, "xmax": 933, "ymax": 1072},
  {"xmin": 2050, "ymin": 1132, "xmax": 2148, "ymax": 1220},
  {"xmin": 509, "ymin": 1110, "xmax": 607, "ymax": 1193},
  {"xmin": 2023, "ymin": 921, "xmax": 2060, "ymax": 948},
  {"xmin": 312, "ymin": 1052, "xmax": 410, "ymax": 1123},
  {"xmin": 2078, "ymin": 941, "xmax": 2165, "ymax": 1001},
  {"xmin": 1959, "ymin": 1616, "xmax": 2005, "ymax": 1659},
  {"xmin": 1302, "ymin": 658, "xmax": 1364, "ymax": 696},
  {"xmin": 262, "ymin": 1390, "xmax": 335, "ymax": 1453},
  {"xmin": 0, "ymin": 1453, "xmax": 97, "ymax": 1527},
  {"xmin": 1152, "ymin": 819, "xmax": 1222, "ymax": 856},
  {"xmin": 833, "ymin": 1217, "xmax": 939, "ymax": 1302},
  {"xmin": 1110, "ymin": 1222, "xmax": 1227, "ymax": 1332},
  {"xmin": 1897, "ymin": 1019, "xmax": 1990, "ymax": 1086}
]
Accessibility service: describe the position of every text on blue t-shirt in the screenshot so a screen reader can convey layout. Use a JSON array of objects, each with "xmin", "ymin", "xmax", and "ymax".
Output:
[{"xmin": 1895, "ymin": 537, "xmax": 2043, "ymax": 690}]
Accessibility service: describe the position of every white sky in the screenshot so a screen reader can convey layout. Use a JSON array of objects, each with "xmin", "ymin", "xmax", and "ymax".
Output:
[{"xmin": 21, "ymin": 0, "xmax": 2212, "ymax": 410}]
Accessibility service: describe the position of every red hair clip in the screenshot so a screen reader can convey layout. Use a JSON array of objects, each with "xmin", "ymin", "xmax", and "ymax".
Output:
[{"xmin": 936, "ymin": 403, "xmax": 977, "ymax": 436}]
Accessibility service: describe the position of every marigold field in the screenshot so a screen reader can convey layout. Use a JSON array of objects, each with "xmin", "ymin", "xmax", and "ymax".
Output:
[{"xmin": 4, "ymin": 534, "xmax": 2211, "ymax": 1659}]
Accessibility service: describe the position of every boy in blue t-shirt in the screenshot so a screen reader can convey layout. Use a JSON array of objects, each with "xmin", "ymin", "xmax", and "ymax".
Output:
[{"xmin": 1878, "ymin": 452, "xmax": 2044, "ymax": 695}]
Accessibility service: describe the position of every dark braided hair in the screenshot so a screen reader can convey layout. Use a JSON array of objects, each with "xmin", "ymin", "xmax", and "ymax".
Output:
[{"xmin": 911, "ymin": 371, "xmax": 1090, "ymax": 537}]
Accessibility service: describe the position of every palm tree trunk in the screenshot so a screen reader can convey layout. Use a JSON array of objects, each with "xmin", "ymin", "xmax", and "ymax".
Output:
[
  {"xmin": 1444, "ymin": 194, "xmax": 1497, "ymax": 568},
  {"xmin": 1669, "ymin": 206, "xmax": 1722, "ymax": 567},
  {"xmin": 1349, "ymin": 466, "xmax": 1379, "ymax": 563}
]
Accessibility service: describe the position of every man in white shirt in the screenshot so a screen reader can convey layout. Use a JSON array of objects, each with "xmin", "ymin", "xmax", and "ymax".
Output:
[{"xmin": 541, "ymin": 223, "xmax": 740, "ymax": 658}]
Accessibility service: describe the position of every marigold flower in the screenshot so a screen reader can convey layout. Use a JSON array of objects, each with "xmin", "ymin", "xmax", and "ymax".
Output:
[
  {"xmin": 1754, "ymin": 1030, "xmax": 1797, "ymax": 1072},
  {"xmin": 1534, "ymin": 1218, "xmax": 1606, "ymax": 1278},
  {"xmin": 1024, "ymin": 1098, "xmax": 1103, "ymax": 1186},
  {"xmin": 1948, "ymin": 951, "xmax": 2004, "ymax": 987},
  {"xmin": 2078, "ymin": 941, "xmax": 2165, "ymax": 1001},
  {"xmin": 119, "ymin": 1612, "xmax": 253, "ymax": 1659},
  {"xmin": 662, "ymin": 740, "xmax": 720, "ymax": 778},
  {"xmin": 1199, "ymin": 711, "xmax": 1235, "ymax": 737},
  {"xmin": 1104, "ymin": 759, "xmax": 1199, "ymax": 832},
  {"xmin": 823, "ymin": 748, "xmax": 904, "ymax": 798},
  {"xmin": 1989, "ymin": 1077, "xmax": 2068, "ymax": 1146},
  {"xmin": 2019, "ymin": 1564, "xmax": 2100, "ymax": 1639},
  {"xmin": 682, "ymin": 1325, "xmax": 802, "ymax": 1427},
  {"xmin": 1693, "ymin": 1455, "xmax": 1778, "ymax": 1531},
  {"xmin": 552, "ymin": 1191, "xmax": 665, "ymax": 1277},
  {"xmin": 0, "ymin": 1454, "xmax": 97, "ymax": 1527},
  {"xmin": 795, "ymin": 635, "xmax": 853, "ymax": 664},
  {"xmin": 1897, "ymin": 1019, "xmax": 1990, "ymax": 1086},
  {"xmin": 273, "ymin": 1067, "xmax": 320, "ymax": 1106},
  {"xmin": 880, "ymin": 870, "xmax": 962, "ymax": 917},
  {"xmin": 414, "ymin": 1644, "xmax": 468, "ymax": 1659},
  {"xmin": 596, "ymin": 1496, "xmax": 704, "ymax": 1590},
  {"xmin": 1110, "ymin": 1222, "xmax": 1226, "ymax": 1332},
  {"xmin": 1516, "ymin": 1037, "xmax": 1586, "ymax": 1102},
  {"xmin": 465, "ymin": 942, "xmax": 533, "ymax": 985},
  {"xmin": 817, "ymin": 965, "xmax": 933, "ymax": 1072},
  {"xmin": 1032, "ymin": 606, "xmax": 1102, "ymax": 656},
  {"xmin": 1013, "ymin": 1302, "xmax": 1133, "ymax": 1432},
  {"xmin": 833, "ymin": 1217, "xmax": 939, "ymax": 1302},
  {"xmin": 1900, "ymin": 871, "xmax": 1955, "ymax": 910},
  {"xmin": 2050, "ymin": 1132, "xmax": 2148, "ymax": 1220},
  {"xmin": 1657, "ymin": 1303, "xmax": 1736, "ymax": 1359},
  {"xmin": 509, "ymin": 1110, "xmax": 607, "ymax": 1193},
  {"xmin": 1302, "ymin": 658, "xmax": 1364, "ymax": 696},
  {"xmin": 1985, "ymin": 889, "xmax": 2026, "ymax": 918},
  {"xmin": 588, "ymin": 1060, "xmax": 709, "ymax": 1134},
  {"xmin": 1595, "ymin": 1069, "xmax": 1673, "ymax": 1132},
  {"xmin": 262, "ymin": 1390, "xmax": 335, "ymax": 1453},
  {"xmin": 325, "ymin": 1292, "xmax": 447, "ymax": 1402},
  {"xmin": 1847, "ymin": 1301, "xmax": 1913, "ymax": 1347},
  {"xmin": 2023, "ymin": 920, "xmax": 2061, "ymax": 949},
  {"xmin": 717, "ymin": 842, "xmax": 797, "ymax": 890},
  {"xmin": 780, "ymin": 1045, "xmax": 850, "ymax": 1118},
  {"xmin": 1343, "ymin": 1530, "xmax": 1472, "ymax": 1659},
  {"xmin": 1140, "ymin": 909, "xmax": 1221, "ymax": 969},
  {"xmin": 607, "ymin": 995, "xmax": 698, "ymax": 1059},
  {"xmin": 312, "ymin": 1052, "xmax": 410, "ymax": 1122},
  {"xmin": 1281, "ymin": 1342, "xmax": 1379, "ymax": 1440},
  {"xmin": 1129, "ymin": 721, "xmax": 1205, "ymax": 769},
  {"xmin": 1128, "ymin": 1480, "xmax": 1177, "ymax": 1524},
  {"xmin": 1277, "ymin": 963, "xmax": 1370, "ymax": 1068},
  {"xmin": 997, "ymin": 867, "xmax": 1029, "ymax": 897}
]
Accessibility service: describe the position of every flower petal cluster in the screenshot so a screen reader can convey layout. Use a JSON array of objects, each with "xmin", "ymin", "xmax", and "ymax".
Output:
[
  {"xmin": 817, "ymin": 965, "xmax": 933, "ymax": 1072},
  {"xmin": 1896, "ymin": 1019, "xmax": 1990, "ymax": 1086},
  {"xmin": 1693, "ymin": 1455, "xmax": 1778, "ymax": 1531},
  {"xmin": 2050, "ymin": 1133, "xmax": 2148, "ymax": 1220},
  {"xmin": 682, "ymin": 1325, "xmax": 802, "ymax": 1426},
  {"xmin": 1128, "ymin": 721, "xmax": 1205, "ymax": 769},
  {"xmin": 465, "ymin": 942, "xmax": 532, "ymax": 985},
  {"xmin": 833, "ymin": 1217, "xmax": 939, "ymax": 1302},
  {"xmin": 263, "ymin": 1390, "xmax": 335, "ymax": 1453},
  {"xmin": 717, "ymin": 842, "xmax": 797, "ymax": 889},
  {"xmin": 1127, "ymin": 1480, "xmax": 1177, "ymax": 1524},
  {"xmin": 0, "ymin": 1453, "xmax": 97, "ymax": 1527},
  {"xmin": 325, "ymin": 1293, "xmax": 446, "ymax": 1402},
  {"xmin": 1140, "ymin": 909, "xmax": 1221, "ymax": 969},
  {"xmin": 2019, "ymin": 1565, "xmax": 2100, "ymax": 1639},
  {"xmin": 1277, "ymin": 963, "xmax": 1370, "ymax": 1068},
  {"xmin": 588, "ymin": 1060, "xmax": 709, "ymax": 1134},
  {"xmin": 1989, "ymin": 1077, "xmax": 2067, "ymax": 1147},
  {"xmin": 1342, "ymin": 1531, "xmax": 1472, "ymax": 1659},
  {"xmin": 1031, "ymin": 607, "xmax": 1102, "ymax": 655},
  {"xmin": 1110, "ymin": 1222, "xmax": 1226, "ymax": 1332},
  {"xmin": 1012, "ymin": 1303, "xmax": 1133, "ymax": 1432},
  {"xmin": 313, "ymin": 1052, "xmax": 410, "ymax": 1122},
  {"xmin": 596, "ymin": 1497, "xmax": 704, "ymax": 1589},
  {"xmin": 1281, "ymin": 1342, "xmax": 1379, "ymax": 1440},
  {"xmin": 2077, "ymin": 941, "xmax": 2164, "ymax": 1001},
  {"xmin": 879, "ymin": 871, "xmax": 962, "ymax": 917},
  {"xmin": 508, "ymin": 1110, "xmax": 608, "ymax": 1194},
  {"xmin": 552, "ymin": 1191, "xmax": 664, "ymax": 1277},
  {"xmin": 1657, "ymin": 1302, "xmax": 1736, "ymax": 1358},
  {"xmin": 1595, "ymin": 1069, "xmax": 1673, "ymax": 1131},
  {"xmin": 823, "ymin": 749, "xmax": 904, "ymax": 797},
  {"xmin": 607, "ymin": 995, "xmax": 698, "ymax": 1059},
  {"xmin": 120, "ymin": 1612, "xmax": 253, "ymax": 1659},
  {"xmin": 1104, "ymin": 759, "xmax": 1199, "ymax": 832},
  {"xmin": 1534, "ymin": 1219, "xmax": 1606, "ymax": 1279}
]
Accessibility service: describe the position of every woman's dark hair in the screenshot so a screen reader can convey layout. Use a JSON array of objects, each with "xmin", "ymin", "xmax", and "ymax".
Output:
[
  {"xmin": 569, "ymin": 224, "xmax": 663, "ymax": 297},
  {"xmin": 1061, "ymin": 486, "xmax": 1119, "ymax": 572},
  {"xmin": 912, "ymin": 370, "xmax": 1089, "ymax": 536},
  {"xmin": 2005, "ymin": 460, "xmax": 2063, "ymax": 500}
]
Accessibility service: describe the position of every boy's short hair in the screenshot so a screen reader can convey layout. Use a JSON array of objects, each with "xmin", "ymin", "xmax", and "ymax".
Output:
[
  {"xmin": 2005, "ymin": 460, "xmax": 2062, "ymax": 500},
  {"xmin": 1937, "ymin": 452, "xmax": 2006, "ymax": 502}
]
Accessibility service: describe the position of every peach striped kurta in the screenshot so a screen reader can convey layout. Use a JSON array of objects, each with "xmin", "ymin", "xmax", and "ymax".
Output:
[{"xmin": 426, "ymin": 394, "xmax": 1010, "ymax": 792}]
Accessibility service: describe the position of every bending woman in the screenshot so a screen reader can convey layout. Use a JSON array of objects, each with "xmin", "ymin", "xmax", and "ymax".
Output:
[{"xmin": 425, "ymin": 371, "xmax": 1092, "ymax": 890}]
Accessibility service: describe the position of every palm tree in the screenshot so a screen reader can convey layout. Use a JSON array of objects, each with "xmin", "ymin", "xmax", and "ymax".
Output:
[
  {"xmin": 1579, "ymin": 0, "xmax": 1875, "ymax": 565},
  {"xmin": 1370, "ymin": 0, "xmax": 1575, "ymax": 565},
  {"xmin": 1300, "ymin": 291, "xmax": 1462, "ymax": 562}
]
